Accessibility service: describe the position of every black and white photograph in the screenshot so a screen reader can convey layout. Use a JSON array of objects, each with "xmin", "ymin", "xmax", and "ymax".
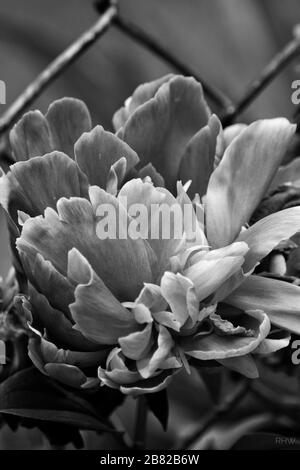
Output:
[{"xmin": 0, "ymin": 0, "xmax": 300, "ymax": 457}]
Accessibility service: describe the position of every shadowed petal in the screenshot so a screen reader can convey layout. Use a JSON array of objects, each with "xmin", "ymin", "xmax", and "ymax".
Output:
[
  {"xmin": 179, "ymin": 114, "xmax": 221, "ymax": 197},
  {"xmin": 119, "ymin": 323, "xmax": 153, "ymax": 360},
  {"xmin": 137, "ymin": 325, "xmax": 174, "ymax": 379},
  {"xmin": 227, "ymin": 275, "xmax": 300, "ymax": 334},
  {"xmin": 206, "ymin": 119, "xmax": 296, "ymax": 248}
]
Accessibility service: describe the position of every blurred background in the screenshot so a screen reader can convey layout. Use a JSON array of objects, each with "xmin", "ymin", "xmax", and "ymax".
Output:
[{"xmin": 0, "ymin": 0, "xmax": 300, "ymax": 450}]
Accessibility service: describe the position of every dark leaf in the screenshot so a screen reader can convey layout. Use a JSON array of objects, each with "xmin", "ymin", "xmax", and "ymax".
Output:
[
  {"xmin": 196, "ymin": 366, "xmax": 224, "ymax": 405},
  {"xmin": 145, "ymin": 389, "xmax": 169, "ymax": 431},
  {"xmin": 0, "ymin": 367, "xmax": 118, "ymax": 433}
]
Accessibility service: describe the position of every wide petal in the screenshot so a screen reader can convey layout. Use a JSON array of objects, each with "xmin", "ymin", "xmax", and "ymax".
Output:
[
  {"xmin": 75, "ymin": 125, "xmax": 139, "ymax": 188},
  {"xmin": 10, "ymin": 98, "xmax": 91, "ymax": 162},
  {"xmin": 69, "ymin": 249, "xmax": 138, "ymax": 345},
  {"xmin": 121, "ymin": 76, "xmax": 211, "ymax": 189},
  {"xmin": 17, "ymin": 191, "xmax": 157, "ymax": 300},
  {"xmin": 0, "ymin": 152, "xmax": 89, "ymax": 223},
  {"xmin": 27, "ymin": 286, "xmax": 101, "ymax": 352},
  {"xmin": 118, "ymin": 178, "xmax": 181, "ymax": 273},
  {"xmin": 237, "ymin": 207, "xmax": 300, "ymax": 272},
  {"xmin": 226, "ymin": 275, "xmax": 300, "ymax": 334},
  {"xmin": 206, "ymin": 119, "xmax": 296, "ymax": 248},
  {"xmin": 112, "ymin": 74, "xmax": 175, "ymax": 131}
]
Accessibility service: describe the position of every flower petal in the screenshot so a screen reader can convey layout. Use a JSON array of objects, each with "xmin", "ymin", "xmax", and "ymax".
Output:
[
  {"xmin": 10, "ymin": 111, "xmax": 53, "ymax": 161},
  {"xmin": 183, "ymin": 309, "xmax": 270, "ymax": 360},
  {"xmin": 137, "ymin": 325, "xmax": 174, "ymax": 379},
  {"xmin": 0, "ymin": 152, "xmax": 89, "ymax": 223},
  {"xmin": 206, "ymin": 119, "xmax": 296, "ymax": 248},
  {"xmin": 74, "ymin": 125, "xmax": 139, "ymax": 188},
  {"xmin": 227, "ymin": 275, "xmax": 300, "ymax": 334},
  {"xmin": 160, "ymin": 272, "xmax": 196, "ymax": 326},
  {"xmin": 113, "ymin": 74, "xmax": 175, "ymax": 131},
  {"xmin": 179, "ymin": 114, "xmax": 221, "ymax": 197},
  {"xmin": 237, "ymin": 207, "xmax": 300, "ymax": 272},
  {"xmin": 45, "ymin": 98, "xmax": 92, "ymax": 158},
  {"xmin": 69, "ymin": 249, "xmax": 138, "ymax": 345},
  {"xmin": 121, "ymin": 76, "xmax": 211, "ymax": 189},
  {"xmin": 17, "ymin": 191, "xmax": 157, "ymax": 301},
  {"xmin": 119, "ymin": 323, "xmax": 153, "ymax": 360}
]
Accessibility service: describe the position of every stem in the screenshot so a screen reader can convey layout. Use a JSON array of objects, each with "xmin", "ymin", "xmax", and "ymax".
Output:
[
  {"xmin": 133, "ymin": 396, "xmax": 148, "ymax": 450},
  {"xmin": 180, "ymin": 381, "xmax": 249, "ymax": 449},
  {"xmin": 113, "ymin": 16, "xmax": 232, "ymax": 110},
  {"xmin": 0, "ymin": 2, "xmax": 118, "ymax": 135},
  {"xmin": 221, "ymin": 30, "xmax": 300, "ymax": 126}
]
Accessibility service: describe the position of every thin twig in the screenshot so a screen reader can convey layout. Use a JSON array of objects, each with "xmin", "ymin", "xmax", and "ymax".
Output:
[
  {"xmin": 221, "ymin": 29, "xmax": 300, "ymax": 126},
  {"xmin": 133, "ymin": 396, "xmax": 148, "ymax": 450},
  {"xmin": 113, "ymin": 16, "xmax": 233, "ymax": 110},
  {"xmin": 0, "ymin": 2, "xmax": 118, "ymax": 135},
  {"xmin": 180, "ymin": 381, "xmax": 249, "ymax": 449}
]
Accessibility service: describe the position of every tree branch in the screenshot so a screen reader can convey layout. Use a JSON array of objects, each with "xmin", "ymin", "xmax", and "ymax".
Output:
[
  {"xmin": 112, "ymin": 15, "xmax": 233, "ymax": 110},
  {"xmin": 180, "ymin": 380, "xmax": 249, "ymax": 449},
  {"xmin": 0, "ymin": 2, "xmax": 118, "ymax": 135},
  {"xmin": 221, "ymin": 27, "xmax": 300, "ymax": 126}
]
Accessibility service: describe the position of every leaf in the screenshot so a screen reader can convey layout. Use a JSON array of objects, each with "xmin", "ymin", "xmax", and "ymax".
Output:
[
  {"xmin": 196, "ymin": 366, "xmax": 224, "ymax": 405},
  {"xmin": 0, "ymin": 367, "xmax": 119, "ymax": 433},
  {"xmin": 145, "ymin": 389, "xmax": 169, "ymax": 431}
]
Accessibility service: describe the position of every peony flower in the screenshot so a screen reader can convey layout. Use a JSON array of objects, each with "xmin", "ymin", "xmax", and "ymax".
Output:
[{"xmin": 1, "ymin": 75, "xmax": 300, "ymax": 395}]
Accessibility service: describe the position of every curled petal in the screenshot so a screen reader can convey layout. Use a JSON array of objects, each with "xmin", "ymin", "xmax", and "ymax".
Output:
[
  {"xmin": 75, "ymin": 125, "xmax": 138, "ymax": 188},
  {"xmin": 227, "ymin": 275, "xmax": 300, "ymax": 334},
  {"xmin": 17, "ymin": 191, "xmax": 157, "ymax": 300},
  {"xmin": 182, "ymin": 310, "xmax": 270, "ymax": 360},
  {"xmin": 218, "ymin": 355, "xmax": 259, "ymax": 379},
  {"xmin": 68, "ymin": 249, "xmax": 139, "ymax": 345},
  {"xmin": 113, "ymin": 74, "xmax": 175, "ymax": 131}
]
